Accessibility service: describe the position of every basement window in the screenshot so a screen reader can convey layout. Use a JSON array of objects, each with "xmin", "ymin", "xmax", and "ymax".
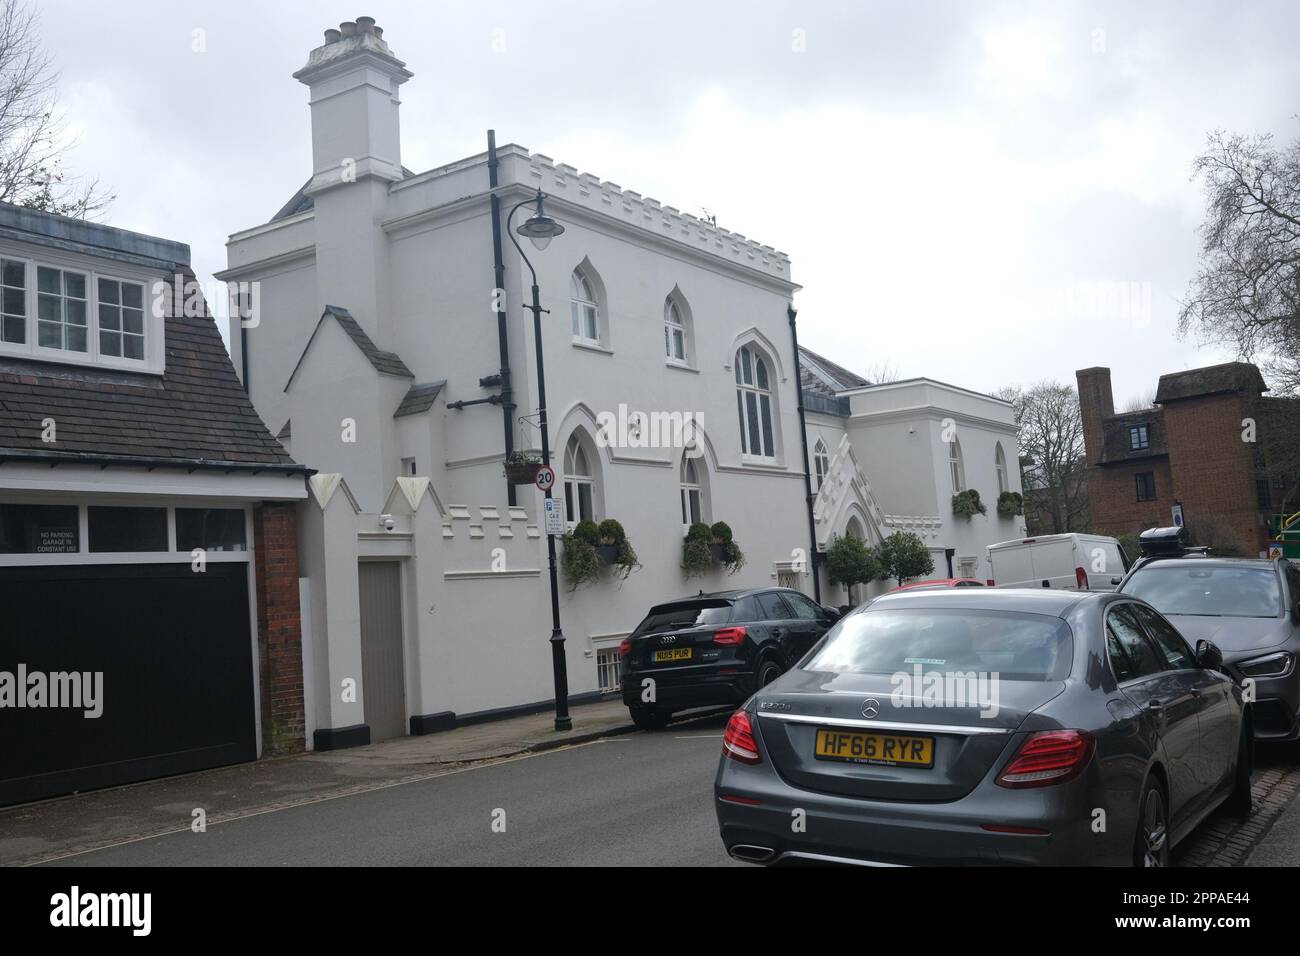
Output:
[{"xmin": 596, "ymin": 646, "xmax": 622, "ymax": 693}]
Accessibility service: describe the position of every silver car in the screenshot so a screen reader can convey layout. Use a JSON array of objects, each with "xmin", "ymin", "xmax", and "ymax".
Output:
[
  {"xmin": 1119, "ymin": 556, "xmax": 1300, "ymax": 741},
  {"xmin": 714, "ymin": 589, "xmax": 1251, "ymax": 866}
]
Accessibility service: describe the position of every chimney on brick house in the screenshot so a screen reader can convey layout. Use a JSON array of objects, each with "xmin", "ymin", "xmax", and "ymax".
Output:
[
  {"xmin": 1076, "ymin": 367, "xmax": 1114, "ymax": 467},
  {"xmin": 293, "ymin": 18, "xmax": 412, "ymax": 338}
]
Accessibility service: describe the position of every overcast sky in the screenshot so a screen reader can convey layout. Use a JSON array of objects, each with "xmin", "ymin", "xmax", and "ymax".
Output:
[{"xmin": 36, "ymin": 0, "xmax": 1300, "ymax": 404}]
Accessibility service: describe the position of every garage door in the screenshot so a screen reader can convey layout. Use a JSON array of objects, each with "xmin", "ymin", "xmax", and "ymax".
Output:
[{"xmin": 0, "ymin": 562, "xmax": 256, "ymax": 806}]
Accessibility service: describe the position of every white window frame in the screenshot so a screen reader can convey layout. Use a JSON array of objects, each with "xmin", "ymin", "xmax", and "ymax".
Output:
[
  {"xmin": 570, "ymin": 270, "xmax": 599, "ymax": 345},
  {"xmin": 664, "ymin": 297, "xmax": 687, "ymax": 364},
  {"xmin": 0, "ymin": 242, "xmax": 165, "ymax": 375},
  {"xmin": 814, "ymin": 439, "xmax": 829, "ymax": 491},
  {"xmin": 995, "ymin": 442, "xmax": 1008, "ymax": 494},
  {"xmin": 949, "ymin": 439, "xmax": 966, "ymax": 493},
  {"xmin": 680, "ymin": 455, "xmax": 703, "ymax": 530},
  {"xmin": 735, "ymin": 345, "xmax": 777, "ymax": 461},
  {"xmin": 596, "ymin": 645, "xmax": 622, "ymax": 693},
  {"xmin": 94, "ymin": 275, "xmax": 148, "ymax": 361},
  {"xmin": 0, "ymin": 497, "xmax": 252, "ymax": 567},
  {"xmin": 562, "ymin": 434, "xmax": 596, "ymax": 528}
]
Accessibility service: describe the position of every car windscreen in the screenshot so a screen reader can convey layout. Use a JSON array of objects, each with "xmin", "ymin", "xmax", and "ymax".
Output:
[
  {"xmin": 803, "ymin": 607, "xmax": 1072, "ymax": 681},
  {"xmin": 632, "ymin": 600, "xmax": 732, "ymax": 636},
  {"xmin": 1122, "ymin": 565, "xmax": 1282, "ymax": 618}
]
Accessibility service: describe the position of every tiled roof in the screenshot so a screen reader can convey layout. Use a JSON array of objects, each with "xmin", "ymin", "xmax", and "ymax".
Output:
[
  {"xmin": 0, "ymin": 271, "xmax": 303, "ymax": 470},
  {"xmin": 394, "ymin": 381, "xmax": 445, "ymax": 418},
  {"xmin": 284, "ymin": 305, "xmax": 413, "ymax": 391},
  {"xmin": 799, "ymin": 346, "xmax": 871, "ymax": 396},
  {"xmin": 271, "ymin": 168, "xmax": 416, "ymax": 223},
  {"xmin": 1155, "ymin": 362, "xmax": 1268, "ymax": 404},
  {"xmin": 1099, "ymin": 411, "xmax": 1168, "ymax": 465}
]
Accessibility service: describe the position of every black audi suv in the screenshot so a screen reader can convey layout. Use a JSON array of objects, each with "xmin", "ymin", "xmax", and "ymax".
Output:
[{"xmin": 620, "ymin": 588, "xmax": 840, "ymax": 730}]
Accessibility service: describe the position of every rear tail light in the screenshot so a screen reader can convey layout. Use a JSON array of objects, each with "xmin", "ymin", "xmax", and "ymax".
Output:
[
  {"xmin": 986, "ymin": 579, "xmax": 995, "ymax": 587},
  {"xmin": 996, "ymin": 729, "xmax": 1094, "ymax": 788},
  {"xmin": 618, "ymin": 638, "xmax": 632, "ymax": 659},
  {"xmin": 713, "ymin": 626, "xmax": 747, "ymax": 646},
  {"xmin": 722, "ymin": 710, "xmax": 761, "ymax": 764},
  {"xmin": 1075, "ymin": 566, "xmax": 1088, "ymax": 590}
]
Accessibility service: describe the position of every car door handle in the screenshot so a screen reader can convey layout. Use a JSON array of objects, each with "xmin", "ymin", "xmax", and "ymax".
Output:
[{"xmin": 1146, "ymin": 699, "xmax": 1164, "ymax": 713}]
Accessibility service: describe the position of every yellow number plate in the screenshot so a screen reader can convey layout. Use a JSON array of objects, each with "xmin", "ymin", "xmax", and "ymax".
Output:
[
  {"xmin": 652, "ymin": 648, "xmax": 692, "ymax": 662},
  {"xmin": 814, "ymin": 728, "xmax": 934, "ymax": 767}
]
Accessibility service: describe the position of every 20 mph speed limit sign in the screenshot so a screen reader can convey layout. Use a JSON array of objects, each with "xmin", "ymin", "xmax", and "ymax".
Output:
[{"xmin": 534, "ymin": 464, "xmax": 556, "ymax": 492}]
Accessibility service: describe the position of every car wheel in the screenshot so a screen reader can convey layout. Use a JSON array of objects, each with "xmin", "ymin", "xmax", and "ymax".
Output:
[
  {"xmin": 629, "ymin": 705, "xmax": 670, "ymax": 731},
  {"xmin": 1224, "ymin": 720, "xmax": 1254, "ymax": 818},
  {"xmin": 756, "ymin": 659, "xmax": 784, "ymax": 688},
  {"xmin": 1133, "ymin": 779, "xmax": 1170, "ymax": 867}
]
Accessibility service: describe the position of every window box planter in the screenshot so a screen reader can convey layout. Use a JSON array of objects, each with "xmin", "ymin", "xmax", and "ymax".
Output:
[
  {"xmin": 709, "ymin": 543, "xmax": 727, "ymax": 563},
  {"xmin": 997, "ymin": 491, "xmax": 1023, "ymax": 517},
  {"xmin": 952, "ymin": 489, "xmax": 987, "ymax": 519},
  {"xmin": 596, "ymin": 544, "xmax": 619, "ymax": 566},
  {"xmin": 683, "ymin": 521, "xmax": 746, "ymax": 577}
]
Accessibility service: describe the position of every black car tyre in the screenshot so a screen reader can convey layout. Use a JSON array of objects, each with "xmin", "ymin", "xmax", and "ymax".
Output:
[
  {"xmin": 756, "ymin": 659, "xmax": 784, "ymax": 688},
  {"xmin": 629, "ymin": 705, "xmax": 670, "ymax": 731},
  {"xmin": 1133, "ymin": 778, "xmax": 1170, "ymax": 867},
  {"xmin": 1224, "ymin": 720, "xmax": 1253, "ymax": 818}
]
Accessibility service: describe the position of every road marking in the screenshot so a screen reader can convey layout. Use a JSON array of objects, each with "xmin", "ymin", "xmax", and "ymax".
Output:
[{"xmin": 23, "ymin": 739, "xmax": 610, "ymax": 867}]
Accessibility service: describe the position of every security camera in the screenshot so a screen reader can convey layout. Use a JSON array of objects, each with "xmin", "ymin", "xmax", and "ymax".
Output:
[{"xmin": 380, "ymin": 514, "xmax": 395, "ymax": 532}]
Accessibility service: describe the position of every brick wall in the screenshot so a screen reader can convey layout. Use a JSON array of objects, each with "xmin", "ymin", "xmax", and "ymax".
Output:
[
  {"xmin": 1163, "ymin": 393, "xmax": 1262, "ymax": 555},
  {"xmin": 254, "ymin": 502, "xmax": 305, "ymax": 755},
  {"xmin": 1087, "ymin": 457, "xmax": 1173, "ymax": 536}
]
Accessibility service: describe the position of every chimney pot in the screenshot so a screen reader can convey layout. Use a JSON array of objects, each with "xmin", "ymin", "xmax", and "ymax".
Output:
[
  {"xmin": 357, "ymin": 16, "xmax": 376, "ymax": 33},
  {"xmin": 373, "ymin": 25, "xmax": 383, "ymax": 38},
  {"xmin": 339, "ymin": 21, "xmax": 358, "ymax": 37},
  {"xmin": 324, "ymin": 28, "xmax": 341, "ymax": 43}
]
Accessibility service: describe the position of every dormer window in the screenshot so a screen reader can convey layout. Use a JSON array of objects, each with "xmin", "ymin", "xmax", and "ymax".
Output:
[
  {"xmin": 0, "ymin": 247, "xmax": 162, "ymax": 374},
  {"xmin": 1129, "ymin": 425, "xmax": 1149, "ymax": 450},
  {"xmin": 37, "ymin": 266, "xmax": 88, "ymax": 353},
  {"xmin": 96, "ymin": 278, "xmax": 146, "ymax": 360}
]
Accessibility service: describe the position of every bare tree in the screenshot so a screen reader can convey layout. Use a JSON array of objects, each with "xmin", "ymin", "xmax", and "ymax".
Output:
[
  {"xmin": 864, "ymin": 360, "xmax": 900, "ymax": 384},
  {"xmin": 1179, "ymin": 128, "xmax": 1300, "ymax": 395},
  {"xmin": 1118, "ymin": 388, "xmax": 1157, "ymax": 413},
  {"xmin": 997, "ymin": 381, "xmax": 1089, "ymax": 533},
  {"xmin": 0, "ymin": 0, "xmax": 111, "ymax": 217}
]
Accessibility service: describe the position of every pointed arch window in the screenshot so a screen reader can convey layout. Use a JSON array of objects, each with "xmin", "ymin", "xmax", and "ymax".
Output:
[
  {"xmin": 563, "ymin": 433, "xmax": 596, "ymax": 525},
  {"xmin": 664, "ymin": 297, "xmax": 686, "ymax": 362},
  {"xmin": 814, "ymin": 439, "xmax": 830, "ymax": 491},
  {"xmin": 735, "ymin": 345, "xmax": 775, "ymax": 459},
  {"xmin": 680, "ymin": 455, "xmax": 704, "ymax": 526},
  {"xmin": 570, "ymin": 269, "xmax": 598, "ymax": 343},
  {"xmin": 995, "ymin": 442, "xmax": 1008, "ymax": 494},
  {"xmin": 949, "ymin": 438, "xmax": 966, "ymax": 494}
]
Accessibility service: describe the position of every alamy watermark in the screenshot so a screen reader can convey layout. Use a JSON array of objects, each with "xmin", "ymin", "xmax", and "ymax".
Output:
[{"xmin": 0, "ymin": 664, "xmax": 103, "ymax": 718}]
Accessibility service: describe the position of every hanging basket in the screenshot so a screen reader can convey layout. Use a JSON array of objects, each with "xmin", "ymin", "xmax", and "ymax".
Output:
[{"xmin": 504, "ymin": 461, "xmax": 540, "ymax": 484}]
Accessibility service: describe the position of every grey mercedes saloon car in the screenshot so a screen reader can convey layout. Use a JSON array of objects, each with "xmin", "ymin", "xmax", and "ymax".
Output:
[{"xmin": 714, "ymin": 589, "xmax": 1251, "ymax": 866}]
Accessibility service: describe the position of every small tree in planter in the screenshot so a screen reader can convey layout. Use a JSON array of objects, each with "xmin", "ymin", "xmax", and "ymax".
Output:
[
  {"xmin": 952, "ymin": 488, "xmax": 987, "ymax": 518},
  {"xmin": 503, "ymin": 449, "xmax": 542, "ymax": 484},
  {"xmin": 710, "ymin": 521, "xmax": 746, "ymax": 574},
  {"xmin": 876, "ymin": 530, "xmax": 935, "ymax": 586},
  {"xmin": 561, "ymin": 519, "xmax": 601, "ymax": 590},
  {"xmin": 682, "ymin": 522, "xmax": 714, "ymax": 578},
  {"xmin": 824, "ymin": 534, "xmax": 881, "ymax": 606},
  {"xmin": 596, "ymin": 518, "xmax": 641, "ymax": 581},
  {"xmin": 996, "ymin": 490, "xmax": 1023, "ymax": 517}
]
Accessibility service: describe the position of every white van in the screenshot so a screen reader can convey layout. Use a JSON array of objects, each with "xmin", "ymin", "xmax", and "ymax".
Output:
[{"xmin": 987, "ymin": 533, "xmax": 1129, "ymax": 591}]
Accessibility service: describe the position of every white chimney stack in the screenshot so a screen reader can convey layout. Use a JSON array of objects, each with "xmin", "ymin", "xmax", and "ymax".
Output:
[{"xmin": 293, "ymin": 17, "xmax": 412, "ymax": 196}]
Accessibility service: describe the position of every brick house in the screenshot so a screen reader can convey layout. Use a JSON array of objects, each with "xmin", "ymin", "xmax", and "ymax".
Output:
[
  {"xmin": 0, "ymin": 203, "xmax": 310, "ymax": 806},
  {"xmin": 1077, "ymin": 362, "xmax": 1298, "ymax": 557}
]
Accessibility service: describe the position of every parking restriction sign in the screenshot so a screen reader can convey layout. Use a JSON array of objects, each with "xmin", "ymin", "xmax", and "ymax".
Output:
[{"xmin": 543, "ymin": 497, "xmax": 565, "ymax": 536}]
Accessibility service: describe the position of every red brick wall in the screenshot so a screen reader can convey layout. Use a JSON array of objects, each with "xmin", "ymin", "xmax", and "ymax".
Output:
[
  {"xmin": 254, "ymin": 502, "xmax": 305, "ymax": 755},
  {"xmin": 1087, "ymin": 458, "xmax": 1173, "ymax": 536},
  {"xmin": 1163, "ymin": 394, "xmax": 1263, "ymax": 556}
]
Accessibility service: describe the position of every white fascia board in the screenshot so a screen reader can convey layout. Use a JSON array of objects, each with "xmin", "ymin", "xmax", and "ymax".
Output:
[{"xmin": 0, "ymin": 464, "xmax": 307, "ymax": 500}]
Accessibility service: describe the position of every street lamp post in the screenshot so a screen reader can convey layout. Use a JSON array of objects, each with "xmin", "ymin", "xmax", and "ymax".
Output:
[{"xmin": 506, "ymin": 190, "xmax": 572, "ymax": 732}]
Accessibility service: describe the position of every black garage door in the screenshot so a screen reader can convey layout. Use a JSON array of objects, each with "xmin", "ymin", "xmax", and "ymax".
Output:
[{"xmin": 0, "ymin": 562, "xmax": 256, "ymax": 806}]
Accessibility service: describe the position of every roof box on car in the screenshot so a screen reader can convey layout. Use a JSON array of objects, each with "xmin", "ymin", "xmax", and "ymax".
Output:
[{"xmin": 1138, "ymin": 526, "xmax": 1186, "ymax": 556}]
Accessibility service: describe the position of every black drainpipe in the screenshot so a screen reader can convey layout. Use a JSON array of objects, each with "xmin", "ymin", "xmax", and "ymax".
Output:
[
  {"xmin": 488, "ymin": 131, "xmax": 517, "ymax": 506},
  {"xmin": 788, "ymin": 304, "xmax": 821, "ymax": 603}
]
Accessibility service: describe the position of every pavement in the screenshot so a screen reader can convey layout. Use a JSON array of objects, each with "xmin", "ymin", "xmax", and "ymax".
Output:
[{"xmin": 1, "ymin": 696, "xmax": 728, "ymax": 867}]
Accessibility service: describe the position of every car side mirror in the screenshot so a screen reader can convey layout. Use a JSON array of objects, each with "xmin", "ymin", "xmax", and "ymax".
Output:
[
  {"xmin": 821, "ymin": 605, "xmax": 842, "ymax": 623},
  {"xmin": 1110, "ymin": 577, "xmax": 1121, "ymax": 586},
  {"xmin": 1196, "ymin": 639, "xmax": 1223, "ymax": 671}
]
